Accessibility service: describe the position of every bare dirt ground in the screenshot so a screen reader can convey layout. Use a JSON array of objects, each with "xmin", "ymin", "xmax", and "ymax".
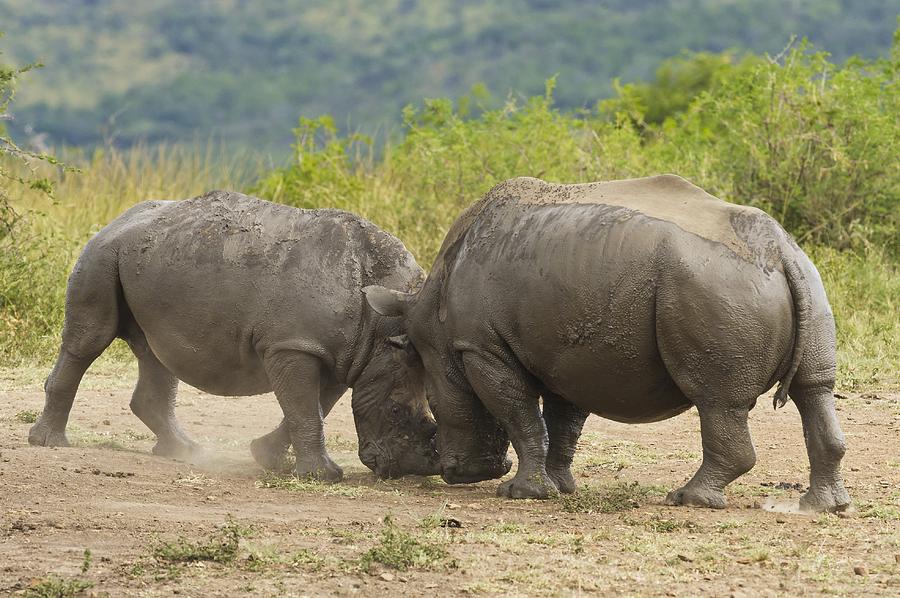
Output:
[{"xmin": 1, "ymin": 362, "xmax": 898, "ymax": 597}]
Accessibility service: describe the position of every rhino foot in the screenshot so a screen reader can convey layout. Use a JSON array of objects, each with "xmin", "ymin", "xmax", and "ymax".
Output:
[
  {"xmin": 28, "ymin": 420, "xmax": 70, "ymax": 448},
  {"xmin": 665, "ymin": 484, "xmax": 726, "ymax": 509},
  {"xmin": 295, "ymin": 454, "xmax": 343, "ymax": 483},
  {"xmin": 497, "ymin": 471, "xmax": 559, "ymax": 500},
  {"xmin": 547, "ymin": 466, "xmax": 578, "ymax": 494},
  {"xmin": 250, "ymin": 435, "xmax": 292, "ymax": 473},
  {"xmin": 799, "ymin": 485, "xmax": 851, "ymax": 513},
  {"xmin": 152, "ymin": 436, "xmax": 203, "ymax": 461}
]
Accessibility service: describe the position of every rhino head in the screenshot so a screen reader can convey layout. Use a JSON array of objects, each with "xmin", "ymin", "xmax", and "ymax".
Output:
[
  {"xmin": 362, "ymin": 285, "xmax": 512, "ymax": 484},
  {"xmin": 350, "ymin": 317, "xmax": 441, "ymax": 479}
]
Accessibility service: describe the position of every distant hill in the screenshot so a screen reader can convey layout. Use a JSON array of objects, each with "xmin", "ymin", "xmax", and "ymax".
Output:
[{"xmin": 2, "ymin": 0, "xmax": 897, "ymax": 152}]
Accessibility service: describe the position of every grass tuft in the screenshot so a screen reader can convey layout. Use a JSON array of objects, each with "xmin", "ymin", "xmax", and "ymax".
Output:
[
  {"xmin": 67, "ymin": 426, "xmax": 127, "ymax": 451},
  {"xmin": 23, "ymin": 576, "xmax": 93, "ymax": 598},
  {"xmin": 858, "ymin": 504, "xmax": 900, "ymax": 521},
  {"xmin": 359, "ymin": 515, "xmax": 452, "ymax": 571},
  {"xmin": 152, "ymin": 519, "xmax": 250, "ymax": 564},
  {"xmin": 255, "ymin": 471, "xmax": 366, "ymax": 498},
  {"xmin": 560, "ymin": 481, "xmax": 664, "ymax": 514},
  {"xmin": 290, "ymin": 548, "xmax": 327, "ymax": 572},
  {"xmin": 14, "ymin": 409, "xmax": 39, "ymax": 423},
  {"xmin": 640, "ymin": 515, "xmax": 700, "ymax": 533}
]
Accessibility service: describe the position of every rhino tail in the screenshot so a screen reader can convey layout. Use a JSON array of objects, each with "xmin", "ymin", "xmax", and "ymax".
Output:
[{"xmin": 773, "ymin": 255, "xmax": 812, "ymax": 410}]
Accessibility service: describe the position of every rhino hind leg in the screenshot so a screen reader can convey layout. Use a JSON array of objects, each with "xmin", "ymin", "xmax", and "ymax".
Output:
[
  {"xmin": 462, "ymin": 352, "xmax": 558, "ymax": 499},
  {"xmin": 263, "ymin": 350, "xmax": 343, "ymax": 482},
  {"xmin": 542, "ymin": 393, "xmax": 589, "ymax": 494},
  {"xmin": 29, "ymin": 250, "xmax": 120, "ymax": 448},
  {"xmin": 251, "ymin": 382, "xmax": 346, "ymax": 472},
  {"xmin": 792, "ymin": 388, "xmax": 850, "ymax": 512},
  {"xmin": 130, "ymin": 350, "xmax": 199, "ymax": 460},
  {"xmin": 121, "ymin": 330, "xmax": 199, "ymax": 459},
  {"xmin": 666, "ymin": 403, "xmax": 756, "ymax": 509},
  {"xmin": 29, "ymin": 351, "xmax": 97, "ymax": 448},
  {"xmin": 250, "ymin": 419, "xmax": 292, "ymax": 472}
]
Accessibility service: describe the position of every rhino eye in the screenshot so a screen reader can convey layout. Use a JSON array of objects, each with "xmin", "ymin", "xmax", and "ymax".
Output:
[{"xmin": 389, "ymin": 403, "xmax": 407, "ymax": 421}]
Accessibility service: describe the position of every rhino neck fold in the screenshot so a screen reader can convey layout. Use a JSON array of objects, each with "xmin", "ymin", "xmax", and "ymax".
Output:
[{"xmin": 340, "ymin": 306, "xmax": 378, "ymax": 389}]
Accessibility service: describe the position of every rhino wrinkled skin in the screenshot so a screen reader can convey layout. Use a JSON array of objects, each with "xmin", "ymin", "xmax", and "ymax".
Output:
[
  {"xmin": 29, "ymin": 191, "xmax": 440, "ymax": 481},
  {"xmin": 366, "ymin": 175, "xmax": 851, "ymax": 512}
]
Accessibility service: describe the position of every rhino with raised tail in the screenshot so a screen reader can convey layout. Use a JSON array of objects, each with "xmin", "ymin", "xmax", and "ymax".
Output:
[
  {"xmin": 364, "ymin": 175, "xmax": 851, "ymax": 512},
  {"xmin": 29, "ymin": 190, "xmax": 440, "ymax": 481}
]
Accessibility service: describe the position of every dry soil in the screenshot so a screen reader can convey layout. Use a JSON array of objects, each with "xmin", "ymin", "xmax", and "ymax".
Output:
[{"xmin": 1, "ymin": 363, "xmax": 898, "ymax": 597}]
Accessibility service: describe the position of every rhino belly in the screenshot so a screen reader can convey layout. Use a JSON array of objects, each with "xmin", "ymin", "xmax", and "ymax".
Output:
[
  {"xmin": 140, "ymin": 319, "xmax": 272, "ymax": 396},
  {"xmin": 487, "ymin": 334, "xmax": 693, "ymax": 422},
  {"xmin": 121, "ymin": 293, "xmax": 273, "ymax": 397},
  {"xmin": 560, "ymin": 371, "xmax": 692, "ymax": 424}
]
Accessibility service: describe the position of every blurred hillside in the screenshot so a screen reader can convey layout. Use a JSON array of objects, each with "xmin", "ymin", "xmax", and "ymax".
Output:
[{"xmin": 1, "ymin": 0, "xmax": 897, "ymax": 151}]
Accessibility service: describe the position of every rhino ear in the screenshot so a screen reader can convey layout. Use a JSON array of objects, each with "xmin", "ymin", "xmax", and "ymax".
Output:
[{"xmin": 362, "ymin": 285, "xmax": 412, "ymax": 317}]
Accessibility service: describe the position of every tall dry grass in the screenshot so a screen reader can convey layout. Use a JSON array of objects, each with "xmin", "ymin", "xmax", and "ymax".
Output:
[{"xmin": 0, "ymin": 144, "xmax": 262, "ymax": 365}]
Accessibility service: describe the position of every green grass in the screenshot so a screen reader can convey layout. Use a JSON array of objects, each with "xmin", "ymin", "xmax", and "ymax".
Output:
[
  {"xmin": 255, "ymin": 471, "xmax": 367, "ymax": 498},
  {"xmin": 636, "ymin": 515, "xmax": 700, "ymax": 533},
  {"xmin": 152, "ymin": 519, "xmax": 250, "ymax": 565},
  {"xmin": 14, "ymin": 409, "xmax": 39, "ymax": 423},
  {"xmin": 23, "ymin": 576, "xmax": 93, "ymax": 598},
  {"xmin": 485, "ymin": 521, "xmax": 527, "ymax": 534},
  {"xmin": 858, "ymin": 503, "xmax": 900, "ymax": 521},
  {"xmin": 67, "ymin": 426, "xmax": 127, "ymax": 451},
  {"xmin": 288, "ymin": 548, "xmax": 327, "ymax": 572},
  {"xmin": 560, "ymin": 481, "xmax": 666, "ymax": 514},
  {"xmin": 358, "ymin": 515, "xmax": 452, "ymax": 572},
  {"xmin": 808, "ymin": 246, "xmax": 899, "ymax": 390}
]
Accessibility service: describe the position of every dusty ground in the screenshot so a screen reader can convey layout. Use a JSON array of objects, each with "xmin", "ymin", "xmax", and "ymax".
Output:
[{"xmin": 1, "ymin": 361, "xmax": 898, "ymax": 597}]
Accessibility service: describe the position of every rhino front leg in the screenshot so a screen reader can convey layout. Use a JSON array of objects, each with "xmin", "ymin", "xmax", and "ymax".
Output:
[
  {"xmin": 666, "ymin": 403, "xmax": 756, "ymax": 509},
  {"xmin": 462, "ymin": 352, "xmax": 557, "ymax": 499},
  {"xmin": 263, "ymin": 350, "xmax": 342, "ymax": 482},
  {"xmin": 793, "ymin": 388, "xmax": 850, "ymax": 512},
  {"xmin": 129, "ymin": 347, "xmax": 199, "ymax": 460},
  {"xmin": 251, "ymin": 382, "xmax": 347, "ymax": 472},
  {"xmin": 542, "ymin": 393, "xmax": 588, "ymax": 494}
]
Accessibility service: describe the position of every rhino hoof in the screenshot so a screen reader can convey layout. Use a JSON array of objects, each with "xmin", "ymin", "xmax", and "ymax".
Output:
[
  {"xmin": 295, "ymin": 456, "xmax": 343, "ymax": 483},
  {"xmin": 665, "ymin": 485, "xmax": 726, "ymax": 509},
  {"xmin": 547, "ymin": 467, "xmax": 578, "ymax": 494},
  {"xmin": 250, "ymin": 437, "xmax": 292, "ymax": 472},
  {"xmin": 28, "ymin": 421, "xmax": 70, "ymax": 448},
  {"xmin": 497, "ymin": 472, "xmax": 559, "ymax": 500},
  {"xmin": 152, "ymin": 438, "xmax": 203, "ymax": 461},
  {"xmin": 799, "ymin": 487, "xmax": 851, "ymax": 513}
]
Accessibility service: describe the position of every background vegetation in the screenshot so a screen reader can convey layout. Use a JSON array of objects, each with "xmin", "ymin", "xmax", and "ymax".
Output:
[
  {"xmin": 1, "ymin": 0, "xmax": 897, "ymax": 150},
  {"xmin": 0, "ymin": 16, "xmax": 897, "ymax": 391}
]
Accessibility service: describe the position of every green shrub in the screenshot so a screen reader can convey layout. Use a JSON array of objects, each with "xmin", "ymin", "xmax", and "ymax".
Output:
[{"xmin": 635, "ymin": 41, "xmax": 899, "ymax": 253}]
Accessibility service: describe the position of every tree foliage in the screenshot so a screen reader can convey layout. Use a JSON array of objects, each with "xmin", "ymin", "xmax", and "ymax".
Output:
[
  {"xmin": 258, "ymin": 35, "xmax": 899, "ymax": 260},
  {"xmin": 0, "ymin": 32, "xmax": 66, "ymax": 239},
  {"xmin": 1, "ymin": 0, "xmax": 897, "ymax": 150}
]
